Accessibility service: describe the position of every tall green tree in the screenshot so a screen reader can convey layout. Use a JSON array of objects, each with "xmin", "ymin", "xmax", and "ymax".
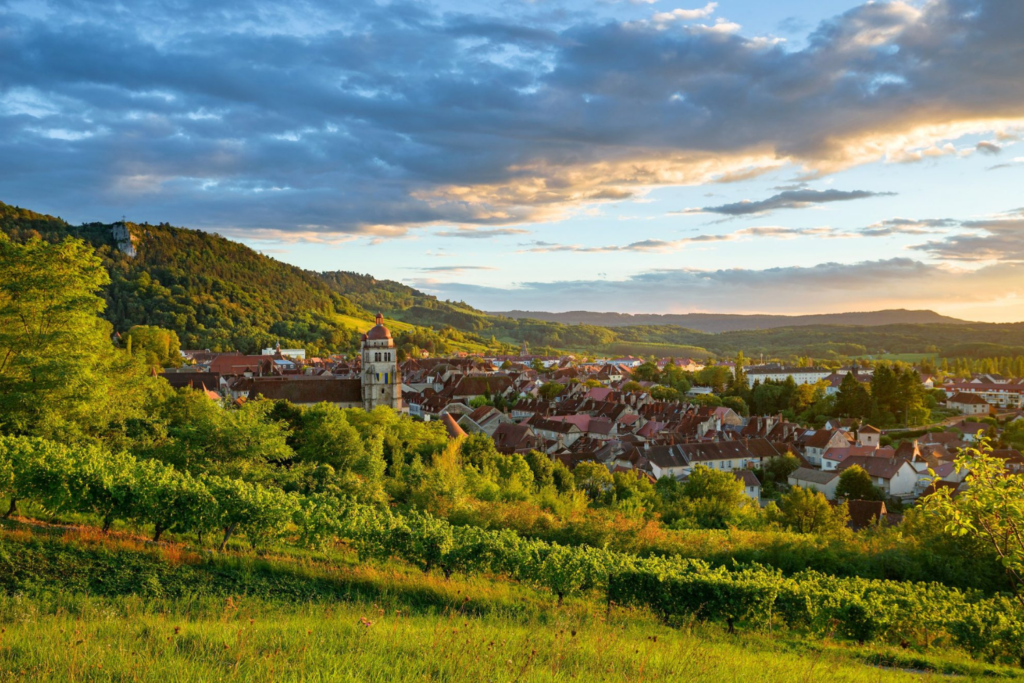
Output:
[{"xmin": 0, "ymin": 235, "xmax": 150, "ymax": 440}]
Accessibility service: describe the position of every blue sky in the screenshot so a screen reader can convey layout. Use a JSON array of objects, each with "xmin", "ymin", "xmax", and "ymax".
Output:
[{"xmin": 2, "ymin": 0, "xmax": 1023, "ymax": 320}]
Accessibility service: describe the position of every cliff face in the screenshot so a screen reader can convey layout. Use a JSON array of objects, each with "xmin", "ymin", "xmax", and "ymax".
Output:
[{"xmin": 110, "ymin": 222, "xmax": 137, "ymax": 257}]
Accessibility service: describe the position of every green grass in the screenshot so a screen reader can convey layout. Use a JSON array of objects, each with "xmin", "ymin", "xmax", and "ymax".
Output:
[
  {"xmin": 2, "ymin": 521, "xmax": 1021, "ymax": 682},
  {"xmin": 864, "ymin": 353, "xmax": 937, "ymax": 363},
  {"xmin": 332, "ymin": 313, "xmax": 491, "ymax": 353}
]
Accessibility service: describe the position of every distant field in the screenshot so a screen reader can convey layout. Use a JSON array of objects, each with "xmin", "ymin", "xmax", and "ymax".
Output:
[
  {"xmin": 865, "ymin": 353, "xmax": 937, "ymax": 363},
  {"xmin": 332, "ymin": 314, "xmax": 490, "ymax": 353}
]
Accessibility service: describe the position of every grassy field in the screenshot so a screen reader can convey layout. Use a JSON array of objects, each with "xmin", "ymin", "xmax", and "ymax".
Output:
[
  {"xmin": 1, "ymin": 520, "xmax": 1021, "ymax": 682},
  {"xmin": 332, "ymin": 313, "xmax": 491, "ymax": 354},
  {"xmin": 864, "ymin": 353, "xmax": 937, "ymax": 363}
]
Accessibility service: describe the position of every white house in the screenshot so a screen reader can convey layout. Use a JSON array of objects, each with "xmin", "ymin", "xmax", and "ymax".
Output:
[
  {"xmin": 788, "ymin": 467, "xmax": 840, "ymax": 500},
  {"xmin": 746, "ymin": 364, "xmax": 832, "ymax": 389},
  {"xmin": 837, "ymin": 456, "xmax": 918, "ymax": 500}
]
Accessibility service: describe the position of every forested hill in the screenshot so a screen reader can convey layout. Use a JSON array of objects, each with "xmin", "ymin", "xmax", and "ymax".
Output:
[
  {"xmin": 0, "ymin": 201, "xmax": 371, "ymax": 354},
  {"xmin": 6, "ymin": 200, "xmax": 1024, "ymax": 361},
  {"xmin": 491, "ymin": 309, "xmax": 969, "ymax": 332}
]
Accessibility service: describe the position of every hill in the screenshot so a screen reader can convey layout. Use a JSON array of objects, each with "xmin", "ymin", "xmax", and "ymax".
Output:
[
  {"xmin": 491, "ymin": 309, "xmax": 970, "ymax": 332},
  {"xmin": 0, "ymin": 201, "xmax": 487, "ymax": 356},
  {"xmin": 7, "ymin": 199, "xmax": 1024, "ymax": 361}
]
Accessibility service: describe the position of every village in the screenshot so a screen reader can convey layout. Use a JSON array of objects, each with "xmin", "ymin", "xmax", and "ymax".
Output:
[{"xmin": 160, "ymin": 314, "xmax": 1024, "ymax": 531}]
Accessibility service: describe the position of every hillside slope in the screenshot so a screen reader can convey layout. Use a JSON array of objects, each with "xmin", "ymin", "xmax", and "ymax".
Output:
[
  {"xmin": 492, "ymin": 309, "xmax": 970, "ymax": 332},
  {"xmin": 6, "ymin": 200, "xmax": 1024, "ymax": 360}
]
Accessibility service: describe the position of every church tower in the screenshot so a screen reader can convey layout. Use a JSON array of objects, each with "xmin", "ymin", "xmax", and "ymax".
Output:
[{"xmin": 361, "ymin": 312, "xmax": 402, "ymax": 412}]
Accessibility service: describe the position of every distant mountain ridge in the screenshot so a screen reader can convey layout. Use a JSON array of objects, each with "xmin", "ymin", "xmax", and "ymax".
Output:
[{"xmin": 489, "ymin": 309, "xmax": 970, "ymax": 333}]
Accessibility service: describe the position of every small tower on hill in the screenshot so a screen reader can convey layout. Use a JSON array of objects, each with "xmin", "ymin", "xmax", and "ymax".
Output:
[{"xmin": 361, "ymin": 312, "xmax": 402, "ymax": 412}]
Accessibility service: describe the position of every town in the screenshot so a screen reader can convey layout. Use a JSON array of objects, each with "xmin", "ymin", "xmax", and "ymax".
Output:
[{"xmin": 161, "ymin": 314, "xmax": 1024, "ymax": 529}]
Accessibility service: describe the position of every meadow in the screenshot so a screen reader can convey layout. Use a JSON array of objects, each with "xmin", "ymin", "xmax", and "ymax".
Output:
[{"xmin": 2, "ymin": 520, "xmax": 1019, "ymax": 683}]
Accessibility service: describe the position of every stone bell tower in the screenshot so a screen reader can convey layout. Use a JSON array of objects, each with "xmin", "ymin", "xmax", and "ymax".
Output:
[{"xmin": 361, "ymin": 312, "xmax": 402, "ymax": 411}]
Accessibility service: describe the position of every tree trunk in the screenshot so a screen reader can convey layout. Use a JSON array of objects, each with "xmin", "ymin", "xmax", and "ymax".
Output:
[
  {"xmin": 557, "ymin": 592, "xmax": 564, "ymax": 606},
  {"xmin": 153, "ymin": 523, "xmax": 165, "ymax": 543},
  {"xmin": 726, "ymin": 617, "xmax": 735, "ymax": 635},
  {"xmin": 219, "ymin": 523, "xmax": 237, "ymax": 552},
  {"xmin": 102, "ymin": 515, "xmax": 113, "ymax": 533},
  {"xmin": 4, "ymin": 498, "xmax": 16, "ymax": 519}
]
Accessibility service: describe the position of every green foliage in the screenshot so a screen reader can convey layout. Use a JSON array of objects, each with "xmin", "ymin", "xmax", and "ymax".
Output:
[
  {"xmin": 923, "ymin": 438, "xmax": 1024, "ymax": 608},
  {"xmin": 0, "ymin": 233, "xmax": 164, "ymax": 441},
  {"xmin": 125, "ymin": 324, "xmax": 181, "ymax": 367},
  {"xmin": 835, "ymin": 466, "xmax": 884, "ymax": 502},
  {"xmin": 777, "ymin": 486, "xmax": 849, "ymax": 534}
]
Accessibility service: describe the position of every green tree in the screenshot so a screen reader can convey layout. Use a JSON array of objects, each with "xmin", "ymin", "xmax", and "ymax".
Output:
[
  {"xmin": 524, "ymin": 450, "xmax": 555, "ymax": 489},
  {"xmin": 834, "ymin": 465, "xmax": 884, "ymax": 501},
  {"xmin": 538, "ymin": 382, "xmax": 565, "ymax": 401},
  {"xmin": 924, "ymin": 438, "xmax": 1024, "ymax": 607},
  {"xmin": 572, "ymin": 461, "xmax": 614, "ymax": 503},
  {"xmin": 0, "ymin": 236, "xmax": 116, "ymax": 438},
  {"xmin": 778, "ymin": 486, "xmax": 848, "ymax": 534},
  {"xmin": 126, "ymin": 324, "xmax": 182, "ymax": 367},
  {"xmin": 835, "ymin": 372, "xmax": 871, "ymax": 418},
  {"xmin": 680, "ymin": 465, "xmax": 747, "ymax": 528}
]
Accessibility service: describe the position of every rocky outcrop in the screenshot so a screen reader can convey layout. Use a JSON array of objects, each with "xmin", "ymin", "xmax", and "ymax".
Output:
[{"xmin": 111, "ymin": 222, "xmax": 137, "ymax": 257}]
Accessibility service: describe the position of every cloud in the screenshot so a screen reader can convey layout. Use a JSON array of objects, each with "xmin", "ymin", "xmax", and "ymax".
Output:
[
  {"xmin": 413, "ymin": 265, "xmax": 499, "ymax": 275},
  {"xmin": 653, "ymin": 3, "xmax": 718, "ymax": 25},
  {"xmin": 858, "ymin": 218, "xmax": 958, "ymax": 237},
  {"xmin": 434, "ymin": 228, "xmax": 530, "ymax": 239},
  {"xmin": 912, "ymin": 210, "xmax": 1024, "ymax": 262},
  {"xmin": 416, "ymin": 258, "xmax": 1024, "ymax": 321},
  {"xmin": 0, "ymin": 0, "xmax": 1023, "ymax": 237},
  {"xmin": 518, "ymin": 225, "xmax": 856, "ymax": 253},
  {"xmin": 685, "ymin": 189, "xmax": 894, "ymax": 216},
  {"xmin": 976, "ymin": 141, "xmax": 1002, "ymax": 155}
]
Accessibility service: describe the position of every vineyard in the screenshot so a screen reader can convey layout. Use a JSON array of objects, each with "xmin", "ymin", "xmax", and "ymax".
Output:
[{"xmin": 3, "ymin": 433, "xmax": 1024, "ymax": 671}]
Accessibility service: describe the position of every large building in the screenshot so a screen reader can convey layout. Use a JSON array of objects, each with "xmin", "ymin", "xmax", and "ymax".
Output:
[{"xmin": 361, "ymin": 312, "xmax": 403, "ymax": 412}]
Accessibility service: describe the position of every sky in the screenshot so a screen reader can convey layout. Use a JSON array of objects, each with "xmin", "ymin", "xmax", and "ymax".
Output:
[{"xmin": 2, "ymin": 0, "xmax": 1024, "ymax": 321}]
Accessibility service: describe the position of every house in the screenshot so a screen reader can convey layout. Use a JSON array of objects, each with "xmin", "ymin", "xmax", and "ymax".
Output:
[
  {"xmin": 847, "ymin": 500, "xmax": 889, "ymax": 531},
  {"xmin": 788, "ymin": 468, "xmax": 840, "ymax": 499},
  {"xmin": 733, "ymin": 470, "xmax": 761, "ymax": 505},
  {"xmin": 947, "ymin": 392, "xmax": 991, "ymax": 416},
  {"xmin": 531, "ymin": 418, "xmax": 584, "ymax": 451},
  {"xmin": 240, "ymin": 376, "xmax": 363, "ymax": 407},
  {"xmin": 491, "ymin": 423, "xmax": 543, "ymax": 454},
  {"xmin": 457, "ymin": 405, "xmax": 513, "ymax": 437},
  {"xmin": 856, "ymin": 425, "xmax": 881, "ymax": 448},
  {"xmin": 836, "ymin": 456, "xmax": 918, "ymax": 499},
  {"xmin": 941, "ymin": 382, "xmax": 1024, "ymax": 409},
  {"xmin": 821, "ymin": 445, "xmax": 885, "ymax": 471},
  {"xmin": 745, "ymin": 364, "xmax": 831, "ymax": 388},
  {"xmin": 802, "ymin": 429, "xmax": 854, "ymax": 466}
]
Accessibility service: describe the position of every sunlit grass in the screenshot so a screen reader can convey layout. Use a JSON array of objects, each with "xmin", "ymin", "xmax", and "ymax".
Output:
[{"xmin": 1, "ymin": 521, "xmax": 1021, "ymax": 682}]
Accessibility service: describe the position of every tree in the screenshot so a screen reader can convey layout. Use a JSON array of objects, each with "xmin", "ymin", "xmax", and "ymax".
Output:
[
  {"xmin": 126, "ymin": 325, "xmax": 182, "ymax": 367},
  {"xmin": 295, "ymin": 402, "xmax": 376, "ymax": 475},
  {"xmin": 778, "ymin": 486, "xmax": 848, "ymax": 534},
  {"xmin": 0, "ymin": 236, "xmax": 119, "ymax": 439},
  {"xmin": 650, "ymin": 385, "xmax": 681, "ymax": 402},
  {"xmin": 621, "ymin": 381, "xmax": 643, "ymax": 393},
  {"xmin": 924, "ymin": 438, "xmax": 1024, "ymax": 607},
  {"xmin": 572, "ymin": 462, "xmax": 614, "ymax": 503},
  {"xmin": 834, "ymin": 465, "xmax": 883, "ymax": 501},
  {"xmin": 680, "ymin": 465, "xmax": 747, "ymax": 528},
  {"xmin": 551, "ymin": 460, "xmax": 575, "ymax": 494},
  {"xmin": 835, "ymin": 372, "xmax": 871, "ymax": 418},
  {"xmin": 538, "ymin": 382, "xmax": 565, "ymax": 401},
  {"xmin": 524, "ymin": 450, "xmax": 554, "ymax": 489},
  {"xmin": 722, "ymin": 396, "xmax": 748, "ymax": 417}
]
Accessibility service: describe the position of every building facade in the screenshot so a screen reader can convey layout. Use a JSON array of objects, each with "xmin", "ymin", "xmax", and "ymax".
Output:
[{"xmin": 361, "ymin": 313, "xmax": 403, "ymax": 412}]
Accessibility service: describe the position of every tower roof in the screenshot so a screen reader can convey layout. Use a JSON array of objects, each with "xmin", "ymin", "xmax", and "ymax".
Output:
[{"xmin": 366, "ymin": 312, "xmax": 392, "ymax": 341}]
